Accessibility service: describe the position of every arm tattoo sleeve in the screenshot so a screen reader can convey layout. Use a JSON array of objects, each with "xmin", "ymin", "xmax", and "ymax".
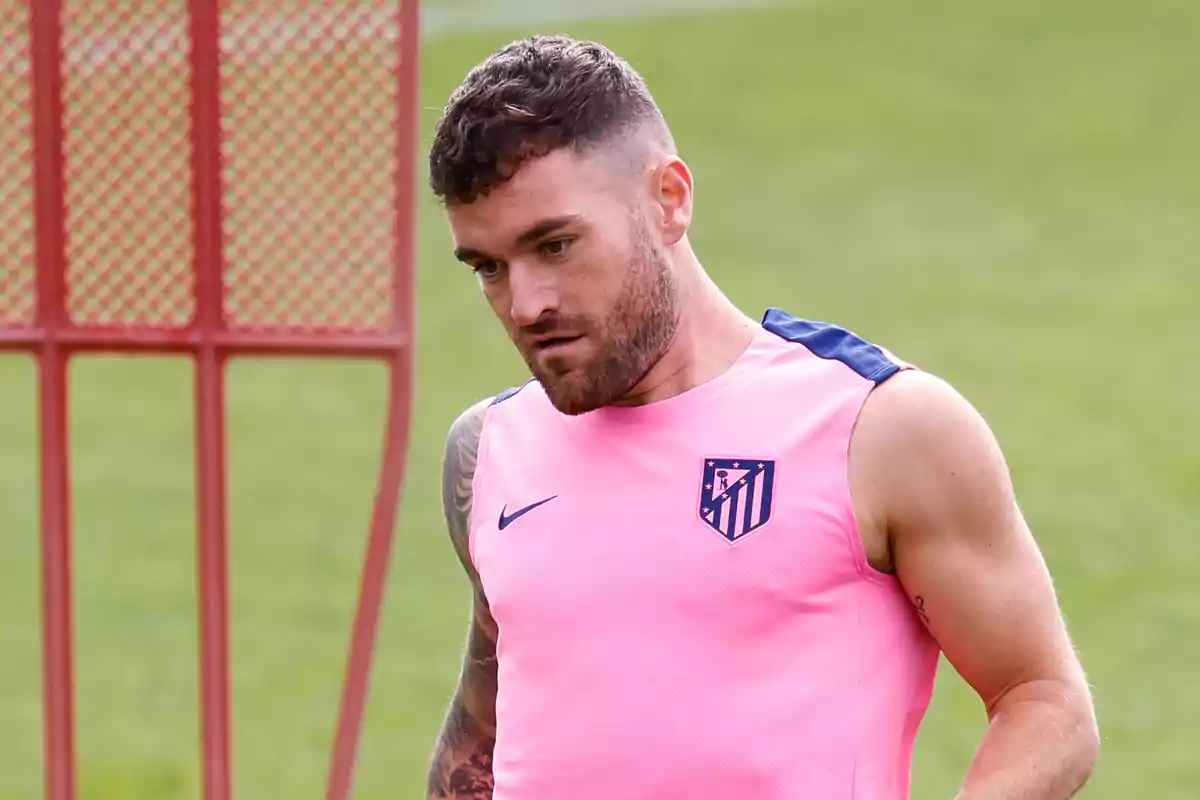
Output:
[
  {"xmin": 442, "ymin": 400, "xmax": 485, "ymax": 567},
  {"xmin": 429, "ymin": 399, "xmax": 499, "ymax": 799}
]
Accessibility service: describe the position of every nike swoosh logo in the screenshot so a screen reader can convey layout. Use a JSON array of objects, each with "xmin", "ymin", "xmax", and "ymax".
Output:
[{"xmin": 498, "ymin": 495, "xmax": 558, "ymax": 530}]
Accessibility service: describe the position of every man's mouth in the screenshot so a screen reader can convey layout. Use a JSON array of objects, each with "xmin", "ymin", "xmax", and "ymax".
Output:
[{"xmin": 532, "ymin": 335, "xmax": 584, "ymax": 354}]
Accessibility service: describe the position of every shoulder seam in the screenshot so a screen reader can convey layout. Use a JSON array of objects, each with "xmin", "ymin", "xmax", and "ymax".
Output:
[
  {"xmin": 489, "ymin": 377, "xmax": 536, "ymax": 407},
  {"xmin": 761, "ymin": 307, "xmax": 900, "ymax": 385}
]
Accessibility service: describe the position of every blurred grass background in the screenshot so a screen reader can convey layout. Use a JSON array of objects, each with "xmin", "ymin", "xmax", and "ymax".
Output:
[{"xmin": 1, "ymin": 0, "xmax": 1197, "ymax": 797}]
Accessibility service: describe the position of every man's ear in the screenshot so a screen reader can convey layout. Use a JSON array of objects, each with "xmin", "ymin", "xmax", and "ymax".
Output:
[{"xmin": 655, "ymin": 156, "xmax": 694, "ymax": 247}]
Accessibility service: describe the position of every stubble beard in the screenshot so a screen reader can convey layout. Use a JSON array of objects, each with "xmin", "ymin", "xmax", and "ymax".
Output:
[{"xmin": 528, "ymin": 224, "xmax": 680, "ymax": 416}]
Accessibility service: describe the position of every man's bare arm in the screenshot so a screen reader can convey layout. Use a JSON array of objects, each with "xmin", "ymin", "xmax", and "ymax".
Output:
[
  {"xmin": 852, "ymin": 371, "xmax": 1099, "ymax": 800},
  {"xmin": 428, "ymin": 398, "xmax": 499, "ymax": 799}
]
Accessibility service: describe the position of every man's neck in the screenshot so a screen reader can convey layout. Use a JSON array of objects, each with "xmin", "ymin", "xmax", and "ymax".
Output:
[{"xmin": 619, "ymin": 257, "xmax": 758, "ymax": 407}]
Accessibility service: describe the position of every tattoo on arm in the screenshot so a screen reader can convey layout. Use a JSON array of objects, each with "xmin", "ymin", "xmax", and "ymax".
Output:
[
  {"xmin": 428, "ymin": 609, "xmax": 499, "ymax": 798},
  {"xmin": 429, "ymin": 400, "xmax": 499, "ymax": 799},
  {"xmin": 441, "ymin": 400, "xmax": 487, "ymax": 568},
  {"xmin": 913, "ymin": 595, "xmax": 930, "ymax": 626}
]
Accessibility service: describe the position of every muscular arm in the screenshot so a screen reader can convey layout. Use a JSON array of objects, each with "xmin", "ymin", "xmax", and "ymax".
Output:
[
  {"xmin": 852, "ymin": 371, "xmax": 1099, "ymax": 800},
  {"xmin": 428, "ymin": 398, "xmax": 499, "ymax": 799}
]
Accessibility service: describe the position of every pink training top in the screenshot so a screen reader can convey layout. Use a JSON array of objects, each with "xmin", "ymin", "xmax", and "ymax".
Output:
[{"xmin": 469, "ymin": 308, "xmax": 940, "ymax": 799}]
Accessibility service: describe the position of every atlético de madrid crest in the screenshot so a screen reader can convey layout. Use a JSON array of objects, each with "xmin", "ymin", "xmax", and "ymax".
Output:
[{"xmin": 699, "ymin": 458, "xmax": 776, "ymax": 542}]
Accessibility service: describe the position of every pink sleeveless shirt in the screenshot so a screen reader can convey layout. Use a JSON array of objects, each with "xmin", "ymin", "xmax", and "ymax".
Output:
[{"xmin": 469, "ymin": 308, "xmax": 940, "ymax": 799}]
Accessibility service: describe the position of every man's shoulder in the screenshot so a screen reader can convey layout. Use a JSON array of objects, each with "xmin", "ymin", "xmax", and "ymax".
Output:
[
  {"xmin": 446, "ymin": 379, "xmax": 540, "ymax": 465},
  {"xmin": 488, "ymin": 377, "xmax": 537, "ymax": 409},
  {"xmin": 445, "ymin": 378, "xmax": 538, "ymax": 443},
  {"xmin": 858, "ymin": 369, "xmax": 991, "ymax": 457},
  {"xmin": 447, "ymin": 395, "xmax": 495, "ymax": 439},
  {"xmin": 853, "ymin": 369, "xmax": 1010, "ymax": 533}
]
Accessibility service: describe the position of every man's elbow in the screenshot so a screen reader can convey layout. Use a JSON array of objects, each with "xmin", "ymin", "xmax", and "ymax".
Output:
[
  {"xmin": 989, "ymin": 676, "xmax": 1101, "ymax": 792},
  {"xmin": 1066, "ymin": 699, "xmax": 1101, "ymax": 791},
  {"xmin": 1043, "ymin": 681, "xmax": 1100, "ymax": 794}
]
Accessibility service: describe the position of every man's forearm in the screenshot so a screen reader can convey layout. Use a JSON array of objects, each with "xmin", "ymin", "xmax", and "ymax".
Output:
[
  {"xmin": 957, "ymin": 679, "xmax": 1099, "ymax": 800},
  {"xmin": 428, "ymin": 689, "xmax": 496, "ymax": 799},
  {"xmin": 427, "ymin": 611, "xmax": 499, "ymax": 800}
]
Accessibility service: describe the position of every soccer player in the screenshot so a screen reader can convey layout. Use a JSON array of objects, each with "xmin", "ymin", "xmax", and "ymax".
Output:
[{"xmin": 424, "ymin": 36, "xmax": 1099, "ymax": 800}]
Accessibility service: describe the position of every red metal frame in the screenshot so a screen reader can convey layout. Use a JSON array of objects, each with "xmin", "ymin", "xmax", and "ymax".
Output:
[
  {"xmin": 189, "ymin": 1, "xmax": 233, "ymax": 796},
  {"xmin": 28, "ymin": 1, "xmax": 74, "ymax": 799},
  {"xmin": 5, "ymin": 2, "xmax": 420, "ymax": 798}
]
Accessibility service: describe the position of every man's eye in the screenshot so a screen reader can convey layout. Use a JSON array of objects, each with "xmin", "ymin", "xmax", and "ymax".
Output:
[
  {"xmin": 473, "ymin": 260, "xmax": 502, "ymax": 278},
  {"xmin": 540, "ymin": 238, "xmax": 573, "ymax": 258}
]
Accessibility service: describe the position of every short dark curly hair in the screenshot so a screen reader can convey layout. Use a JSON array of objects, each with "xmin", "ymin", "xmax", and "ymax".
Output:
[{"xmin": 429, "ymin": 35, "xmax": 672, "ymax": 205}]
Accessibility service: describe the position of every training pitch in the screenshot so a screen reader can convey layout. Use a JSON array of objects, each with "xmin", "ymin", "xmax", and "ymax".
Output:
[{"xmin": 1, "ymin": 0, "xmax": 1197, "ymax": 796}]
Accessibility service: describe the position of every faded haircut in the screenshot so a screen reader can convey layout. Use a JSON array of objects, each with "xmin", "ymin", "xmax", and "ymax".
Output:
[{"xmin": 429, "ymin": 35, "xmax": 673, "ymax": 205}]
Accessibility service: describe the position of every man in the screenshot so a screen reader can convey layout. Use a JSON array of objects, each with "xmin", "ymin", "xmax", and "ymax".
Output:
[{"xmin": 425, "ymin": 35, "xmax": 1098, "ymax": 800}]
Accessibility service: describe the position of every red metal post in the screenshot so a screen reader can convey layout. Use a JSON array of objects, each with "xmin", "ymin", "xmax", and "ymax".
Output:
[
  {"xmin": 194, "ymin": 350, "xmax": 231, "ymax": 800},
  {"xmin": 189, "ymin": 0, "xmax": 233, "ymax": 797},
  {"xmin": 324, "ymin": 2, "xmax": 420, "ymax": 797},
  {"xmin": 29, "ymin": 0, "xmax": 76, "ymax": 797},
  {"xmin": 36, "ymin": 355, "xmax": 73, "ymax": 800}
]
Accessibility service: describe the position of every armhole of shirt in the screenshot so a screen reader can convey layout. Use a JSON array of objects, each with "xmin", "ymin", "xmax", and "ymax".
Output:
[
  {"xmin": 466, "ymin": 381, "xmax": 532, "ymax": 569},
  {"xmin": 760, "ymin": 306, "xmax": 914, "ymax": 587},
  {"xmin": 839, "ymin": 366, "xmax": 915, "ymax": 590}
]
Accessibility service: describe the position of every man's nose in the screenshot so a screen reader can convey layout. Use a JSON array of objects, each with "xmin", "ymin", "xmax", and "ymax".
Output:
[{"xmin": 507, "ymin": 263, "xmax": 559, "ymax": 329}]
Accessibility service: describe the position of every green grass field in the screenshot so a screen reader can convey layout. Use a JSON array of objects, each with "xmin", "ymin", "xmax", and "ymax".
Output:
[{"xmin": 2, "ymin": 0, "xmax": 1198, "ymax": 797}]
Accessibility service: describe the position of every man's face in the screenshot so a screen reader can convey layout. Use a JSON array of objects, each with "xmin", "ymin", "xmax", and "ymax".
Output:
[{"xmin": 447, "ymin": 147, "xmax": 680, "ymax": 415}]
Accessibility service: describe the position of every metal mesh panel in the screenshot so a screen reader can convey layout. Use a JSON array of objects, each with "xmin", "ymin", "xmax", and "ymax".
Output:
[
  {"xmin": 0, "ymin": 0, "xmax": 36, "ymax": 329},
  {"xmin": 220, "ymin": 1, "xmax": 399, "ymax": 333},
  {"xmin": 61, "ymin": 0, "xmax": 195, "ymax": 328}
]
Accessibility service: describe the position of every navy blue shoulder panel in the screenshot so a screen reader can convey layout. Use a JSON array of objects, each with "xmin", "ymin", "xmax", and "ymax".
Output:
[
  {"xmin": 761, "ymin": 307, "xmax": 901, "ymax": 385},
  {"xmin": 490, "ymin": 377, "xmax": 535, "ymax": 407}
]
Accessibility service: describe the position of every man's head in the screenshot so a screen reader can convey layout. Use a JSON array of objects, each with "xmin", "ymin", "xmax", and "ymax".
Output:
[{"xmin": 429, "ymin": 36, "xmax": 694, "ymax": 415}]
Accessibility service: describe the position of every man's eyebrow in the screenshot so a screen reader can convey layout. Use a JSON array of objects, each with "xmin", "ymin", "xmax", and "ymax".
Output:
[
  {"xmin": 515, "ymin": 215, "xmax": 583, "ymax": 247},
  {"xmin": 453, "ymin": 246, "xmax": 487, "ymax": 263},
  {"xmin": 452, "ymin": 215, "xmax": 583, "ymax": 262}
]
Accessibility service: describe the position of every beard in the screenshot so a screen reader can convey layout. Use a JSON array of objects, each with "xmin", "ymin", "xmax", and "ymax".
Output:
[{"xmin": 520, "ymin": 219, "xmax": 681, "ymax": 416}]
